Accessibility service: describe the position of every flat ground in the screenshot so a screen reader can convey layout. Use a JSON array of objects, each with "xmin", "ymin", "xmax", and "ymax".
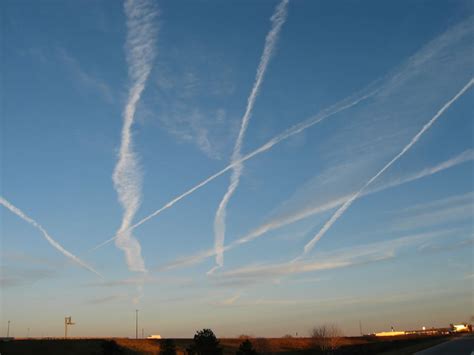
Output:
[{"xmin": 0, "ymin": 334, "xmax": 459, "ymax": 355}]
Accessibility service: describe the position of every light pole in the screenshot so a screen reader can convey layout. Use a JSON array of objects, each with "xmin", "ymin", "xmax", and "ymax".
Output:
[
  {"xmin": 7, "ymin": 320, "xmax": 11, "ymax": 337},
  {"xmin": 135, "ymin": 310, "xmax": 139, "ymax": 339}
]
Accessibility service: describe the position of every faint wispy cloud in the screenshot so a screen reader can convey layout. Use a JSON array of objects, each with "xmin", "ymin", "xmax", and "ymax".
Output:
[
  {"xmin": 158, "ymin": 107, "xmax": 229, "ymax": 160},
  {"xmin": 212, "ymin": 229, "xmax": 457, "ymax": 282},
  {"xmin": 0, "ymin": 197, "xmax": 102, "ymax": 278},
  {"xmin": 0, "ymin": 266, "xmax": 57, "ymax": 288},
  {"xmin": 1, "ymin": 250, "xmax": 66, "ymax": 268},
  {"xmin": 152, "ymin": 55, "xmax": 236, "ymax": 159},
  {"xmin": 58, "ymin": 48, "xmax": 114, "ymax": 102},
  {"xmin": 213, "ymin": 0, "xmax": 289, "ymax": 271},
  {"xmin": 85, "ymin": 275, "xmax": 192, "ymax": 288},
  {"xmin": 418, "ymin": 236, "xmax": 474, "ymax": 254},
  {"xmin": 392, "ymin": 191, "xmax": 473, "ymax": 231},
  {"xmin": 85, "ymin": 294, "xmax": 130, "ymax": 305},
  {"xmin": 215, "ymin": 293, "xmax": 242, "ymax": 306},
  {"xmin": 207, "ymin": 288, "xmax": 457, "ymax": 309},
  {"xmin": 397, "ymin": 191, "xmax": 474, "ymax": 214}
]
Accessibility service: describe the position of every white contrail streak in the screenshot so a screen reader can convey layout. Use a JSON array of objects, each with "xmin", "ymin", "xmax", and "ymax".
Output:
[
  {"xmin": 158, "ymin": 149, "xmax": 474, "ymax": 270},
  {"xmin": 89, "ymin": 15, "xmax": 470, "ymax": 253},
  {"xmin": 113, "ymin": 0, "xmax": 157, "ymax": 272},
  {"xmin": 0, "ymin": 197, "xmax": 102, "ymax": 278},
  {"xmin": 302, "ymin": 78, "xmax": 474, "ymax": 256},
  {"xmin": 214, "ymin": 0, "xmax": 289, "ymax": 269},
  {"xmin": 89, "ymin": 86, "xmax": 377, "ymax": 252}
]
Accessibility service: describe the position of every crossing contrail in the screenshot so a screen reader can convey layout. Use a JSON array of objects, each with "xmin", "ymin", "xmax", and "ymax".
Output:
[
  {"xmin": 112, "ymin": 0, "xmax": 157, "ymax": 273},
  {"xmin": 89, "ymin": 86, "xmax": 377, "ymax": 253},
  {"xmin": 213, "ymin": 0, "xmax": 289, "ymax": 269},
  {"xmin": 159, "ymin": 149, "xmax": 474, "ymax": 270},
  {"xmin": 302, "ymin": 78, "xmax": 474, "ymax": 256},
  {"xmin": 0, "ymin": 197, "xmax": 102, "ymax": 278},
  {"xmin": 90, "ymin": 16, "xmax": 471, "ymax": 256}
]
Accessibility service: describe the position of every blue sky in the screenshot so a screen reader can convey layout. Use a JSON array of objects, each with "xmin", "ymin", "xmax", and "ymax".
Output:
[{"xmin": 1, "ymin": 0, "xmax": 473, "ymax": 338}]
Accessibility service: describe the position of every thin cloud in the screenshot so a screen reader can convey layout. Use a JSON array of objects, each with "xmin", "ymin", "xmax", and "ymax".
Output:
[
  {"xmin": 85, "ymin": 294, "xmax": 129, "ymax": 305},
  {"xmin": 85, "ymin": 275, "xmax": 192, "ymax": 288},
  {"xmin": 392, "ymin": 192, "xmax": 474, "ymax": 231},
  {"xmin": 0, "ymin": 266, "xmax": 57, "ymax": 288},
  {"xmin": 396, "ymin": 191, "xmax": 474, "ymax": 214},
  {"xmin": 216, "ymin": 293, "xmax": 242, "ymax": 306},
  {"xmin": 242, "ymin": 289, "xmax": 455, "ymax": 308},
  {"xmin": 418, "ymin": 237, "xmax": 474, "ymax": 254},
  {"xmin": 213, "ymin": 229, "xmax": 458, "ymax": 282},
  {"xmin": 58, "ymin": 49, "xmax": 114, "ymax": 102}
]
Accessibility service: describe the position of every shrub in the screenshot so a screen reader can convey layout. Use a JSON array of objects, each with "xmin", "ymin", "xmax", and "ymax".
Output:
[
  {"xmin": 192, "ymin": 328, "xmax": 222, "ymax": 355},
  {"xmin": 310, "ymin": 324, "xmax": 344, "ymax": 353},
  {"xmin": 159, "ymin": 339, "xmax": 177, "ymax": 355},
  {"xmin": 236, "ymin": 339, "xmax": 258, "ymax": 355}
]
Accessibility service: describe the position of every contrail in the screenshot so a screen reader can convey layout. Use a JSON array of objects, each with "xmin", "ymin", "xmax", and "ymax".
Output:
[
  {"xmin": 302, "ymin": 78, "xmax": 474, "ymax": 256},
  {"xmin": 158, "ymin": 149, "xmax": 474, "ymax": 270},
  {"xmin": 0, "ymin": 197, "xmax": 102, "ymax": 278},
  {"xmin": 88, "ymin": 15, "xmax": 471, "ymax": 254},
  {"xmin": 113, "ymin": 0, "xmax": 157, "ymax": 272},
  {"xmin": 214, "ymin": 0, "xmax": 289, "ymax": 269},
  {"xmin": 89, "ymin": 86, "xmax": 377, "ymax": 252}
]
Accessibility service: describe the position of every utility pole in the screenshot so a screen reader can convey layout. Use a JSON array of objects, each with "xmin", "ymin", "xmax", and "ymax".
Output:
[
  {"xmin": 27, "ymin": 327, "xmax": 30, "ymax": 338},
  {"xmin": 7, "ymin": 320, "xmax": 11, "ymax": 337},
  {"xmin": 135, "ymin": 310, "xmax": 139, "ymax": 339},
  {"xmin": 142, "ymin": 328, "xmax": 144, "ymax": 338},
  {"xmin": 359, "ymin": 320, "xmax": 363, "ymax": 336}
]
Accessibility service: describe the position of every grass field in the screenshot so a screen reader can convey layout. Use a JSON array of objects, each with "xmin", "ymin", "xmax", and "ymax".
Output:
[{"xmin": 0, "ymin": 334, "xmax": 452, "ymax": 354}]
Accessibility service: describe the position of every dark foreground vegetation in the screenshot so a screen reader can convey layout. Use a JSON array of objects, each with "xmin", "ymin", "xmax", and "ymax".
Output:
[{"xmin": 0, "ymin": 329, "xmax": 455, "ymax": 355}]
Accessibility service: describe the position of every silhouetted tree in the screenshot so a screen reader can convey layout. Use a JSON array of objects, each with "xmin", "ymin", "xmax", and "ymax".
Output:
[
  {"xmin": 159, "ymin": 339, "xmax": 177, "ymax": 355},
  {"xmin": 236, "ymin": 339, "xmax": 258, "ymax": 355},
  {"xmin": 192, "ymin": 328, "xmax": 222, "ymax": 355},
  {"xmin": 311, "ymin": 324, "xmax": 344, "ymax": 354}
]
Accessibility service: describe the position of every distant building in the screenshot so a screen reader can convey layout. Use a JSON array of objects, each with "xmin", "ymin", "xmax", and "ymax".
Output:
[
  {"xmin": 451, "ymin": 324, "xmax": 471, "ymax": 333},
  {"xmin": 373, "ymin": 323, "xmax": 472, "ymax": 337},
  {"xmin": 147, "ymin": 334, "xmax": 162, "ymax": 339},
  {"xmin": 374, "ymin": 331, "xmax": 406, "ymax": 337}
]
